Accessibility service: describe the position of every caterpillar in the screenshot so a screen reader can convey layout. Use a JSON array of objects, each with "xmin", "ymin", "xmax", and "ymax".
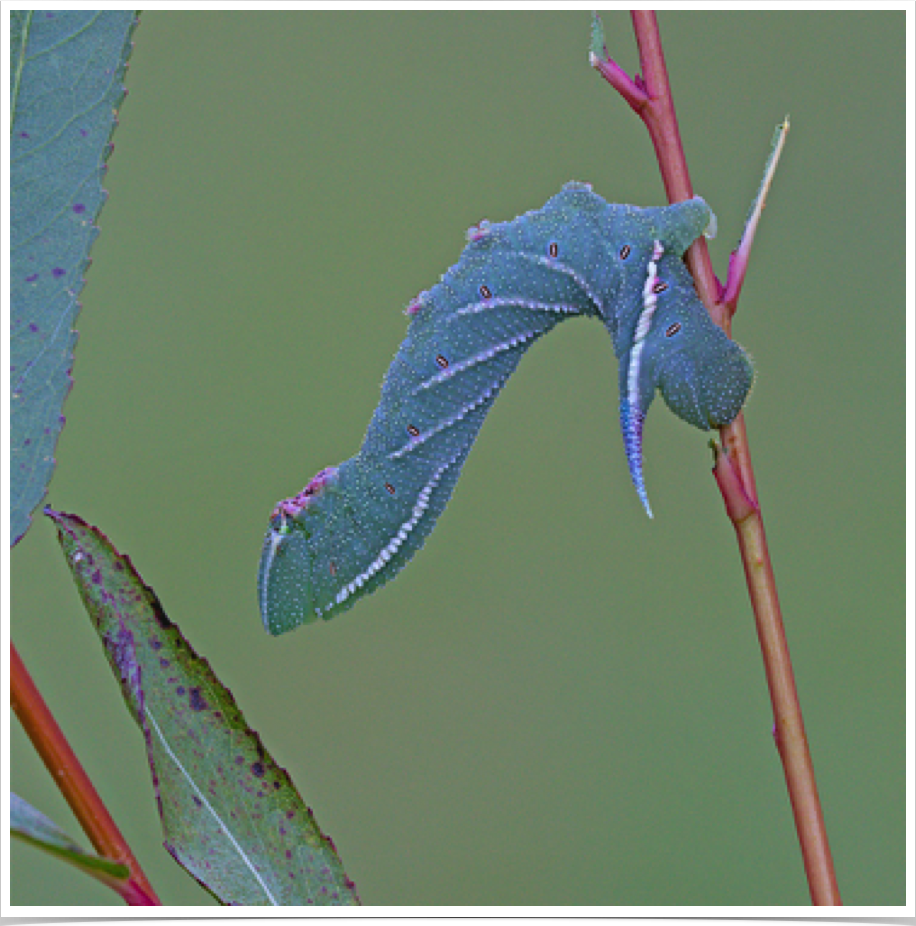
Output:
[{"xmin": 258, "ymin": 183, "xmax": 754, "ymax": 635}]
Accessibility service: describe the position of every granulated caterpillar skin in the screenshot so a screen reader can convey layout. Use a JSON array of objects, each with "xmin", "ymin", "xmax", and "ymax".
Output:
[{"xmin": 258, "ymin": 183, "xmax": 754, "ymax": 635}]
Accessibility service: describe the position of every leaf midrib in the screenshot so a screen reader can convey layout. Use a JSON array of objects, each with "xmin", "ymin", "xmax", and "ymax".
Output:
[{"xmin": 145, "ymin": 709, "xmax": 281, "ymax": 905}]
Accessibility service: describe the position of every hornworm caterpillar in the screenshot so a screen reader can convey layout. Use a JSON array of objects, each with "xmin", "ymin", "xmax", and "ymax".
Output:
[{"xmin": 259, "ymin": 183, "xmax": 753, "ymax": 635}]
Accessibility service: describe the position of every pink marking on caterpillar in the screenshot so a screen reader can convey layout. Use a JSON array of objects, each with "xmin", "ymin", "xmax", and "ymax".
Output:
[{"xmin": 271, "ymin": 465, "xmax": 339, "ymax": 520}]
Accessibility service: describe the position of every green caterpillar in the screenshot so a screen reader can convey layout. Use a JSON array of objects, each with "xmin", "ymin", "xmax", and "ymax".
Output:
[{"xmin": 259, "ymin": 183, "xmax": 753, "ymax": 634}]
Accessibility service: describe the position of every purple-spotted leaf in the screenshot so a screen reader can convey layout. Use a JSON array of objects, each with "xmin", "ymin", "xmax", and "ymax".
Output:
[
  {"xmin": 46, "ymin": 509, "xmax": 360, "ymax": 907},
  {"xmin": 10, "ymin": 11, "xmax": 138, "ymax": 547}
]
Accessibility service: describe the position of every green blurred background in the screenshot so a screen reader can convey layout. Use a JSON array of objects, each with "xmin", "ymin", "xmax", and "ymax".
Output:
[{"xmin": 10, "ymin": 11, "xmax": 905, "ymax": 907}]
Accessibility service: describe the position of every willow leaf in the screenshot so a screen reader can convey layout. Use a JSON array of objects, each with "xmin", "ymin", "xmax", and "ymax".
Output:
[
  {"xmin": 46, "ymin": 508, "xmax": 361, "ymax": 907},
  {"xmin": 11, "ymin": 791, "xmax": 131, "ymax": 893},
  {"xmin": 10, "ymin": 11, "xmax": 138, "ymax": 546}
]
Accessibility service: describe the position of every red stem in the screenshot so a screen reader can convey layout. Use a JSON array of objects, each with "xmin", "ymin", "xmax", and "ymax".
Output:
[
  {"xmin": 595, "ymin": 11, "xmax": 841, "ymax": 905},
  {"xmin": 11, "ymin": 642, "xmax": 162, "ymax": 905},
  {"xmin": 629, "ymin": 11, "xmax": 725, "ymax": 317}
]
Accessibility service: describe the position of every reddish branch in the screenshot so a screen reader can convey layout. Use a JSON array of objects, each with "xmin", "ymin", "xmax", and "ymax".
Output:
[
  {"xmin": 11, "ymin": 643, "xmax": 161, "ymax": 905},
  {"xmin": 593, "ymin": 11, "xmax": 840, "ymax": 906}
]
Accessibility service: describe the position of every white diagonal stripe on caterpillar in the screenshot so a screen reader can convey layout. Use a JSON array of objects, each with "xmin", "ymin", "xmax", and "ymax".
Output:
[
  {"xmin": 387, "ymin": 379, "xmax": 503, "ymax": 461},
  {"xmin": 328, "ymin": 453, "xmax": 458, "ymax": 612},
  {"xmin": 626, "ymin": 239, "xmax": 665, "ymax": 412},
  {"xmin": 448, "ymin": 296, "xmax": 582, "ymax": 323},
  {"xmin": 412, "ymin": 330, "xmax": 539, "ymax": 394},
  {"xmin": 514, "ymin": 250, "xmax": 607, "ymax": 317}
]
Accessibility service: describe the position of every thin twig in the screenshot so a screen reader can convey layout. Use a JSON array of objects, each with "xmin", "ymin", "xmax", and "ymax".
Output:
[
  {"xmin": 11, "ymin": 643, "xmax": 161, "ymax": 905},
  {"xmin": 592, "ymin": 11, "xmax": 840, "ymax": 905}
]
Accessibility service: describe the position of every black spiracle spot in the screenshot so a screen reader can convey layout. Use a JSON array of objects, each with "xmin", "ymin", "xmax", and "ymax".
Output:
[
  {"xmin": 479, "ymin": 284, "xmax": 492, "ymax": 299},
  {"xmin": 652, "ymin": 281, "xmax": 668, "ymax": 294},
  {"xmin": 619, "ymin": 244, "xmax": 631, "ymax": 260}
]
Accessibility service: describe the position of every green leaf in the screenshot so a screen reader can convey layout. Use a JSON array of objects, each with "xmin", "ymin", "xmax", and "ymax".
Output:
[
  {"xmin": 738, "ymin": 117, "xmax": 790, "ymax": 249},
  {"xmin": 589, "ymin": 11, "xmax": 608, "ymax": 62},
  {"xmin": 46, "ymin": 508, "xmax": 361, "ymax": 907},
  {"xmin": 10, "ymin": 11, "xmax": 138, "ymax": 547},
  {"xmin": 11, "ymin": 792, "xmax": 131, "ymax": 891}
]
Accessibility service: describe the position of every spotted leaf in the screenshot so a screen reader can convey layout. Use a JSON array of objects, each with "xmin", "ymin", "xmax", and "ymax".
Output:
[
  {"xmin": 48, "ymin": 508, "xmax": 360, "ymax": 906},
  {"xmin": 10, "ymin": 11, "xmax": 137, "ymax": 546}
]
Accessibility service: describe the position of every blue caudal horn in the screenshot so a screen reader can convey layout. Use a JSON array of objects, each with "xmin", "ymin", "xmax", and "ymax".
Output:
[{"xmin": 620, "ymin": 398, "xmax": 652, "ymax": 518}]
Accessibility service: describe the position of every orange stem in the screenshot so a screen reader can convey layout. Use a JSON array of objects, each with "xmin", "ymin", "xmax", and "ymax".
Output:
[
  {"xmin": 713, "ymin": 441, "xmax": 840, "ymax": 905},
  {"xmin": 11, "ymin": 642, "xmax": 161, "ymax": 905}
]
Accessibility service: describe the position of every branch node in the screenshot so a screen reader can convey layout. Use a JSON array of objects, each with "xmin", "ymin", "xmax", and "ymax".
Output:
[
  {"xmin": 589, "ymin": 12, "xmax": 650, "ymax": 113},
  {"xmin": 711, "ymin": 439, "xmax": 757, "ymax": 524}
]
